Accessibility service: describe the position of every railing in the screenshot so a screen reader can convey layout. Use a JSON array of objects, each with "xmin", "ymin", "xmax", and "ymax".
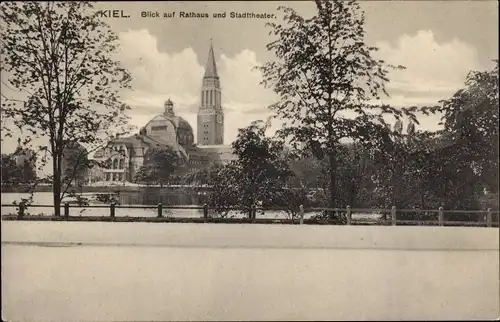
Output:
[{"xmin": 1, "ymin": 202, "xmax": 498, "ymax": 227}]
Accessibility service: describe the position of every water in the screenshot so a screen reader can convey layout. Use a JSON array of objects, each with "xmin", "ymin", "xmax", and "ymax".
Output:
[
  {"xmin": 0, "ymin": 192, "xmax": 383, "ymax": 220},
  {"xmin": 2, "ymin": 222, "xmax": 499, "ymax": 321}
]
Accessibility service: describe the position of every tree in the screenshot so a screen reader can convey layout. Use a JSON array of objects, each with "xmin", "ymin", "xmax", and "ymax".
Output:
[
  {"xmin": 0, "ymin": 2, "xmax": 132, "ymax": 215},
  {"xmin": 258, "ymin": 0, "xmax": 413, "ymax": 213},
  {"xmin": 435, "ymin": 61, "xmax": 499, "ymax": 193},
  {"xmin": 61, "ymin": 141, "xmax": 89, "ymax": 188},
  {"xmin": 173, "ymin": 162, "xmax": 222, "ymax": 186},
  {"xmin": 134, "ymin": 147, "xmax": 180, "ymax": 187},
  {"xmin": 1, "ymin": 154, "xmax": 23, "ymax": 185},
  {"xmin": 371, "ymin": 120, "xmax": 441, "ymax": 209},
  {"xmin": 208, "ymin": 120, "xmax": 297, "ymax": 217},
  {"xmin": 406, "ymin": 61, "xmax": 500, "ymax": 212}
]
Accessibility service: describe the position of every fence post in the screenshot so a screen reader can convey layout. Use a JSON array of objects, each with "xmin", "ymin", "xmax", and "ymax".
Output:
[
  {"xmin": 64, "ymin": 202, "xmax": 70, "ymax": 219},
  {"xmin": 391, "ymin": 206, "xmax": 396, "ymax": 226},
  {"xmin": 110, "ymin": 202, "xmax": 115, "ymax": 218},
  {"xmin": 203, "ymin": 203, "xmax": 208, "ymax": 222},
  {"xmin": 346, "ymin": 205, "xmax": 352, "ymax": 225},
  {"xmin": 157, "ymin": 203, "xmax": 163, "ymax": 218},
  {"xmin": 486, "ymin": 208, "xmax": 492, "ymax": 228},
  {"xmin": 299, "ymin": 205, "xmax": 304, "ymax": 225},
  {"xmin": 18, "ymin": 203, "xmax": 25, "ymax": 219},
  {"xmin": 438, "ymin": 207, "xmax": 444, "ymax": 226}
]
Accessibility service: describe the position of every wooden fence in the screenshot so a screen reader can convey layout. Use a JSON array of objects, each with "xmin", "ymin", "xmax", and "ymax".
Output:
[{"xmin": 1, "ymin": 202, "xmax": 498, "ymax": 227}]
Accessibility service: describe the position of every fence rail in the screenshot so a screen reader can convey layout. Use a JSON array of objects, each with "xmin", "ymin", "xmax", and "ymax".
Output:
[{"xmin": 1, "ymin": 203, "xmax": 498, "ymax": 227}]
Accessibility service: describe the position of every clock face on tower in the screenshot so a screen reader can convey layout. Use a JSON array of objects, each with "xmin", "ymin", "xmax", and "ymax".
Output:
[{"xmin": 217, "ymin": 114, "xmax": 223, "ymax": 124}]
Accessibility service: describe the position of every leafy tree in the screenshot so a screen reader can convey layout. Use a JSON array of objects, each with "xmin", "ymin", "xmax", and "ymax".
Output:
[
  {"xmin": 134, "ymin": 147, "xmax": 180, "ymax": 187},
  {"xmin": 288, "ymin": 156, "xmax": 327, "ymax": 190},
  {"xmin": 61, "ymin": 141, "xmax": 89, "ymax": 188},
  {"xmin": 174, "ymin": 162, "xmax": 222, "ymax": 186},
  {"xmin": 208, "ymin": 120, "xmax": 297, "ymax": 218},
  {"xmin": 378, "ymin": 62, "xmax": 500, "ymax": 212},
  {"xmin": 334, "ymin": 143, "xmax": 378, "ymax": 208},
  {"xmin": 371, "ymin": 120, "xmax": 440, "ymax": 209},
  {"xmin": 1, "ymin": 154, "xmax": 22, "ymax": 185},
  {"xmin": 258, "ymin": 0, "xmax": 414, "ymax": 213},
  {"xmin": 0, "ymin": 2, "xmax": 132, "ymax": 215},
  {"xmin": 434, "ymin": 61, "xmax": 498, "ymax": 193}
]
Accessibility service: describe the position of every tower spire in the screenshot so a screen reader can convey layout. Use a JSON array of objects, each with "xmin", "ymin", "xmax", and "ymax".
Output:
[{"xmin": 204, "ymin": 41, "xmax": 218, "ymax": 79}]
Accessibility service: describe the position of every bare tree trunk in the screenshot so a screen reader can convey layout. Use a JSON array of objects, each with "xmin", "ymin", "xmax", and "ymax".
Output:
[
  {"xmin": 52, "ymin": 158, "xmax": 61, "ymax": 217},
  {"xmin": 328, "ymin": 151, "xmax": 336, "ymax": 219}
]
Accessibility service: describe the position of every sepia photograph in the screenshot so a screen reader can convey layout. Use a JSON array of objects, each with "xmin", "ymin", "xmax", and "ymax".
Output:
[{"xmin": 1, "ymin": 0, "xmax": 498, "ymax": 320}]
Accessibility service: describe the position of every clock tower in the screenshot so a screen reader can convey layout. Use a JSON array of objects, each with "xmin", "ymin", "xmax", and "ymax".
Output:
[{"xmin": 197, "ymin": 41, "xmax": 224, "ymax": 145}]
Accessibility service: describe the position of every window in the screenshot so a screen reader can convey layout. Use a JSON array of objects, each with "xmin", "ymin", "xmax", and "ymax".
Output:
[
  {"xmin": 210, "ymin": 90, "xmax": 213, "ymax": 106},
  {"xmin": 106, "ymin": 173, "xmax": 110, "ymax": 181},
  {"xmin": 119, "ymin": 159, "xmax": 124, "ymax": 169},
  {"xmin": 152, "ymin": 125, "xmax": 168, "ymax": 131},
  {"xmin": 112, "ymin": 159, "xmax": 118, "ymax": 169}
]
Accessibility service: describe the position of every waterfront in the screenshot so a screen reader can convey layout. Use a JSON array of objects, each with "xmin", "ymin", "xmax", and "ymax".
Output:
[
  {"xmin": 1, "ymin": 222, "xmax": 499, "ymax": 321},
  {"xmin": 0, "ymin": 192, "xmax": 384, "ymax": 221}
]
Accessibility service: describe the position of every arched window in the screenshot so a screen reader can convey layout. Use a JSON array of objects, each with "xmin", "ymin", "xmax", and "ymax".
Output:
[
  {"xmin": 119, "ymin": 159, "xmax": 125, "ymax": 169},
  {"xmin": 112, "ymin": 159, "xmax": 118, "ymax": 169}
]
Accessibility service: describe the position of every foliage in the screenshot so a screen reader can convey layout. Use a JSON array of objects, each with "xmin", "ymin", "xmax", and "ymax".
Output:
[
  {"xmin": 173, "ymin": 162, "xmax": 222, "ymax": 186},
  {"xmin": 436, "ymin": 60, "xmax": 498, "ymax": 193},
  {"xmin": 0, "ymin": 1, "xmax": 133, "ymax": 215},
  {"xmin": 134, "ymin": 147, "xmax": 180, "ymax": 187},
  {"xmin": 1, "ymin": 154, "xmax": 23, "ymax": 185},
  {"xmin": 258, "ymin": 0, "xmax": 416, "ymax": 211},
  {"xmin": 373, "ymin": 61, "xmax": 499, "ymax": 212},
  {"xmin": 288, "ymin": 144, "xmax": 379, "ymax": 208},
  {"xmin": 1, "ymin": 143, "xmax": 38, "ymax": 185},
  {"xmin": 208, "ymin": 120, "xmax": 299, "ymax": 218},
  {"xmin": 61, "ymin": 141, "xmax": 89, "ymax": 187}
]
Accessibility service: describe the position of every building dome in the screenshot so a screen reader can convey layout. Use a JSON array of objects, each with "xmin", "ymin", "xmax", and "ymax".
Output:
[
  {"xmin": 144, "ymin": 100, "xmax": 195, "ymax": 147},
  {"xmin": 163, "ymin": 99, "xmax": 175, "ymax": 117},
  {"xmin": 172, "ymin": 116, "xmax": 194, "ymax": 146}
]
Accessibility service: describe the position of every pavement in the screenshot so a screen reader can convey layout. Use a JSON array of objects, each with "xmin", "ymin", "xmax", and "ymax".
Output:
[{"xmin": 2, "ymin": 222, "xmax": 499, "ymax": 321}]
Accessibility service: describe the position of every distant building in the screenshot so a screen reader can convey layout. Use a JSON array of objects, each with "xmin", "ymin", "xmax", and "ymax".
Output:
[
  {"xmin": 61, "ymin": 141, "xmax": 89, "ymax": 186},
  {"xmin": 197, "ymin": 42, "xmax": 224, "ymax": 145},
  {"xmin": 90, "ymin": 42, "xmax": 237, "ymax": 184},
  {"xmin": 11, "ymin": 138, "xmax": 37, "ymax": 183}
]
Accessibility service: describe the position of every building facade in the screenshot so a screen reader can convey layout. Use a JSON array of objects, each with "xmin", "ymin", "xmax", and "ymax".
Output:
[
  {"xmin": 89, "ymin": 43, "xmax": 236, "ymax": 184},
  {"xmin": 197, "ymin": 43, "xmax": 224, "ymax": 145}
]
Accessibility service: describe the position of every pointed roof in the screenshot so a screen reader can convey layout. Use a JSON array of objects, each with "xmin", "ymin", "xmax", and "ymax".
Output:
[{"xmin": 203, "ymin": 41, "xmax": 218, "ymax": 78}]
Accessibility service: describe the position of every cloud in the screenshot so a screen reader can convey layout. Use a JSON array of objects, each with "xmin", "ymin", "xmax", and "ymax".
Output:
[
  {"xmin": 117, "ymin": 29, "xmax": 203, "ymax": 112},
  {"xmin": 219, "ymin": 49, "xmax": 277, "ymax": 113},
  {"xmin": 116, "ymin": 29, "xmax": 277, "ymax": 144},
  {"xmin": 1, "ymin": 28, "xmax": 486, "ymax": 158},
  {"xmin": 366, "ymin": 30, "xmax": 484, "ymax": 131},
  {"xmin": 375, "ymin": 30, "xmax": 483, "ymax": 107},
  {"xmin": 114, "ymin": 29, "xmax": 483, "ymax": 142}
]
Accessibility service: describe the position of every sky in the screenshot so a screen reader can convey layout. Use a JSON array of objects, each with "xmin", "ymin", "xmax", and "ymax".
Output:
[{"xmin": 1, "ymin": 0, "xmax": 498, "ymax": 173}]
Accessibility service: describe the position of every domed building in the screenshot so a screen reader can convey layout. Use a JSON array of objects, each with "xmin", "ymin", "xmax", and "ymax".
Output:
[{"xmin": 89, "ymin": 42, "xmax": 237, "ymax": 184}]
